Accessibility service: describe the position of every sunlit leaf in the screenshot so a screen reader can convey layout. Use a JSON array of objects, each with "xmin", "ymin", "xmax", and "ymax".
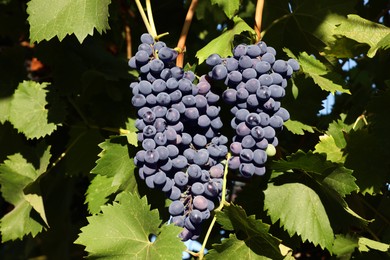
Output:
[
  {"xmin": 214, "ymin": 204, "xmax": 283, "ymax": 259},
  {"xmin": 27, "ymin": 0, "xmax": 111, "ymax": 43},
  {"xmin": 9, "ymin": 81, "xmax": 62, "ymax": 139},
  {"xmin": 334, "ymin": 14, "xmax": 390, "ymax": 58},
  {"xmin": 297, "ymin": 52, "xmax": 350, "ymax": 94},
  {"xmin": 0, "ymin": 147, "xmax": 51, "ymax": 242},
  {"xmin": 85, "ymin": 175, "xmax": 119, "ymax": 215},
  {"xmin": 210, "ymin": 0, "xmax": 240, "ymax": 19},
  {"xmin": 314, "ymin": 135, "xmax": 345, "ymax": 163},
  {"xmin": 284, "ymin": 119, "xmax": 314, "ymax": 135},
  {"xmin": 196, "ymin": 16, "xmax": 255, "ymax": 64},
  {"xmin": 76, "ymin": 193, "xmax": 185, "ymax": 259},
  {"xmin": 264, "ymin": 183, "xmax": 334, "ymax": 249}
]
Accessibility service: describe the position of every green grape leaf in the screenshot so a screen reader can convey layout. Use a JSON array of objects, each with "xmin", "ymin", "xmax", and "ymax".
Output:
[
  {"xmin": 358, "ymin": 237, "xmax": 390, "ymax": 252},
  {"xmin": 0, "ymin": 95, "xmax": 11, "ymax": 124},
  {"xmin": 326, "ymin": 114, "xmax": 351, "ymax": 149},
  {"xmin": 331, "ymin": 234, "xmax": 358, "ymax": 257},
  {"xmin": 124, "ymin": 117, "xmax": 138, "ymax": 147},
  {"xmin": 0, "ymin": 148, "xmax": 51, "ymax": 242},
  {"xmin": 210, "ymin": 0, "xmax": 240, "ymax": 19},
  {"xmin": 271, "ymin": 151, "xmax": 358, "ymax": 197},
  {"xmin": 271, "ymin": 150, "xmax": 334, "ymax": 174},
  {"xmin": 208, "ymin": 234, "xmax": 274, "ymax": 259},
  {"xmin": 314, "ymin": 135, "xmax": 345, "ymax": 163},
  {"xmin": 75, "ymin": 193, "xmax": 185, "ymax": 259},
  {"xmin": 264, "ymin": 183, "xmax": 334, "ymax": 249},
  {"xmin": 284, "ymin": 119, "xmax": 314, "ymax": 135},
  {"xmin": 27, "ymin": 0, "xmax": 111, "ymax": 43},
  {"xmin": 196, "ymin": 16, "xmax": 255, "ymax": 64},
  {"xmin": 85, "ymin": 175, "xmax": 119, "ymax": 215},
  {"xmin": 262, "ymin": 0, "xmax": 355, "ymax": 55},
  {"xmin": 86, "ymin": 136, "xmax": 136, "ymax": 214},
  {"xmin": 214, "ymin": 204, "xmax": 283, "ymax": 259},
  {"xmin": 323, "ymin": 37, "xmax": 369, "ymax": 58},
  {"xmin": 375, "ymin": 33, "xmax": 390, "ymax": 53},
  {"xmin": 9, "ymin": 81, "xmax": 61, "ymax": 139},
  {"xmin": 297, "ymin": 52, "xmax": 350, "ymax": 94},
  {"xmin": 270, "ymin": 151, "xmax": 364, "ymax": 227},
  {"xmin": 315, "ymin": 115, "xmax": 352, "ymax": 163},
  {"xmin": 334, "ymin": 14, "xmax": 390, "ymax": 58},
  {"xmin": 322, "ymin": 167, "xmax": 358, "ymax": 197},
  {"xmin": 91, "ymin": 136, "xmax": 136, "ymax": 191}
]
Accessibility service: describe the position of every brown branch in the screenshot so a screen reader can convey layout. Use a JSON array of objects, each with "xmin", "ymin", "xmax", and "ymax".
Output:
[
  {"xmin": 254, "ymin": 0, "xmax": 265, "ymax": 41},
  {"xmin": 120, "ymin": 0, "xmax": 133, "ymax": 59},
  {"xmin": 176, "ymin": 0, "xmax": 199, "ymax": 68},
  {"xmin": 125, "ymin": 24, "xmax": 132, "ymax": 59}
]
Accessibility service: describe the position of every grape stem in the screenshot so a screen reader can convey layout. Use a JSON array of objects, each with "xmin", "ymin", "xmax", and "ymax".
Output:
[
  {"xmin": 196, "ymin": 153, "xmax": 231, "ymax": 260},
  {"xmin": 254, "ymin": 0, "xmax": 265, "ymax": 41},
  {"xmin": 146, "ymin": 0, "xmax": 158, "ymax": 37},
  {"xmin": 176, "ymin": 0, "xmax": 199, "ymax": 68},
  {"xmin": 134, "ymin": 0, "xmax": 156, "ymax": 38}
]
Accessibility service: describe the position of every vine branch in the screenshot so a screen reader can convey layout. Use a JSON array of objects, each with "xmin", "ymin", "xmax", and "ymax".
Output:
[
  {"xmin": 125, "ymin": 25, "xmax": 132, "ymax": 59},
  {"xmin": 176, "ymin": 0, "xmax": 198, "ymax": 68},
  {"xmin": 254, "ymin": 0, "xmax": 265, "ymax": 41}
]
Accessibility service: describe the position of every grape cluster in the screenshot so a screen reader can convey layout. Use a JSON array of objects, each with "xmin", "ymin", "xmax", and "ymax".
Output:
[
  {"xmin": 129, "ymin": 33, "xmax": 228, "ymax": 240},
  {"xmin": 205, "ymin": 41, "xmax": 299, "ymax": 178}
]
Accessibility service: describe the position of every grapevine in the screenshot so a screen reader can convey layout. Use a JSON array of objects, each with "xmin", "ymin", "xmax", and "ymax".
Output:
[{"xmin": 1, "ymin": 0, "xmax": 389, "ymax": 260}]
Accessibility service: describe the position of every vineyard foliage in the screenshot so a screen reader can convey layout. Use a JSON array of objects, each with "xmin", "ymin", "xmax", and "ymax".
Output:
[{"xmin": 0, "ymin": 0, "xmax": 390, "ymax": 259}]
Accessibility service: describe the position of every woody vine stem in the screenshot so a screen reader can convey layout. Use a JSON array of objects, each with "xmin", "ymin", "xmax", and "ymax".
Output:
[
  {"xmin": 255, "ymin": 0, "xmax": 265, "ymax": 41},
  {"xmin": 176, "ymin": 0, "xmax": 199, "ymax": 67}
]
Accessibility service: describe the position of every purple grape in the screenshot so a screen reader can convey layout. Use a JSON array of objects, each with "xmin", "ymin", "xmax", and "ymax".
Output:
[
  {"xmin": 222, "ymin": 89, "xmax": 237, "ymax": 104},
  {"xmin": 228, "ymin": 156, "xmax": 240, "ymax": 170},
  {"xmin": 287, "ymin": 58, "xmax": 300, "ymax": 71},
  {"xmin": 193, "ymin": 149, "xmax": 209, "ymax": 166},
  {"xmin": 259, "ymin": 74, "xmax": 273, "ymax": 86},
  {"xmin": 226, "ymin": 57, "xmax": 239, "ymax": 71},
  {"xmin": 140, "ymin": 33, "xmax": 154, "ymax": 44},
  {"xmin": 247, "ymin": 44, "xmax": 261, "ymax": 58},
  {"xmin": 206, "ymin": 54, "xmax": 222, "ymax": 66},
  {"xmin": 191, "ymin": 182, "xmax": 205, "ymax": 195},
  {"xmin": 255, "ymin": 61, "xmax": 271, "ymax": 75},
  {"xmin": 145, "ymin": 149, "xmax": 160, "ymax": 164},
  {"xmin": 253, "ymin": 149, "xmax": 267, "ymax": 165},
  {"xmin": 132, "ymin": 94, "xmax": 146, "ymax": 107},
  {"xmin": 211, "ymin": 64, "xmax": 228, "ymax": 80},
  {"xmin": 261, "ymin": 52, "xmax": 275, "ymax": 64},
  {"xmin": 196, "ymin": 115, "xmax": 210, "ymax": 128},
  {"xmin": 272, "ymin": 60, "xmax": 288, "ymax": 74},
  {"xmin": 193, "ymin": 134, "xmax": 207, "ymax": 147},
  {"xmin": 238, "ymin": 55, "xmax": 253, "ymax": 69},
  {"xmin": 193, "ymin": 195, "xmax": 208, "ymax": 211},
  {"xmin": 172, "ymin": 155, "xmax": 188, "ymax": 169},
  {"xmin": 239, "ymin": 163, "xmax": 255, "ymax": 177},
  {"xmin": 169, "ymin": 200, "xmax": 185, "ymax": 216},
  {"xmin": 185, "ymin": 107, "xmax": 199, "ymax": 120}
]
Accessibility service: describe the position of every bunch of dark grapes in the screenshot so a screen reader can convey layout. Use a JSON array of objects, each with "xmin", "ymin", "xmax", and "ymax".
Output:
[
  {"xmin": 129, "ymin": 33, "xmax": 228, "ymax": 241},
  {"xmin": 205, "ymin": 41, "xmax": 299, "ymax": 178}
]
